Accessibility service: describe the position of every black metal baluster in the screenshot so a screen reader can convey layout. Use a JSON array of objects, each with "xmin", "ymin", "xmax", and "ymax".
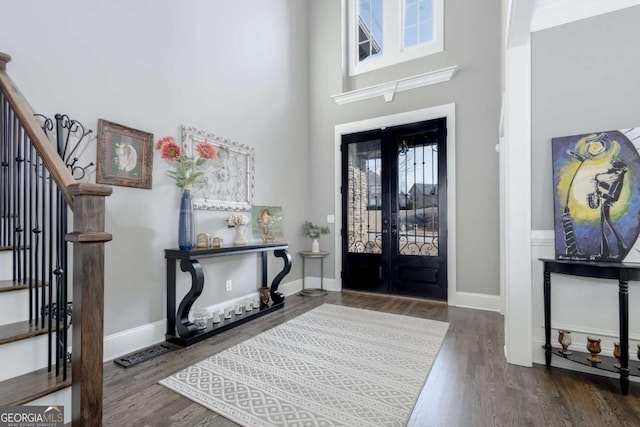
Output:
[
  {"xmin": 40, "ymin": 166, "xmax": 47, "ymax": 329},
  {"xmin": 27, "ymin": 134, "xmax": 33, "ymax": 322},
  {"xmin": 54, "ymin": 190, "xmax": 62, "ymax": 376},
  {"xmin": 0, "ymin": 92, "xmax": 6, "ymax": 247},
  {"xmin": 47, "ymin": 170, "xmax": 53, "ymax": 372},
  {"xmin": 13, "ymin": 112, "xmax": 22, "ymax": 283},
  {"xmin": 61, "ymin": 192, "xmax": 68, "ymax": 379},
  {"xmin": 54, "ymin": 115, "xmax": 67, "ymax": 378},
  {"xmin": 21, "ymin": 125, "xmax": 28, "ymax": 285},
  {"xmin": 33, "ymin": 152, "xmax": 40, "ymax": 327}
]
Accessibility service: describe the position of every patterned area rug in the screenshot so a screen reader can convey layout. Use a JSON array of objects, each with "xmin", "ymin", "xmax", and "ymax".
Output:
[{"xmin": 160, "ymin": 304, "xmax": 449, "ymax": 426}]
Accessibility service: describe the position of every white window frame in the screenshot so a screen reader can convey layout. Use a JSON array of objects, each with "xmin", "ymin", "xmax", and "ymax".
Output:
[{"xmin": 348, "ymin": 0, "xmax": 444, "ymax": 76}]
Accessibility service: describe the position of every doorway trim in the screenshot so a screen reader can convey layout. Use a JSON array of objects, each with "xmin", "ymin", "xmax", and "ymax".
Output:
[{"xmin": 333, "ymin": 103, "xmax": 457, "ymax": 304}]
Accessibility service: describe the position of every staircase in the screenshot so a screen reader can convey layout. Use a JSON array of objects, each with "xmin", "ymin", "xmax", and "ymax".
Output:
[{"xmin": 0, "ymin": 52, "xmax": 112, "ymax": 426}]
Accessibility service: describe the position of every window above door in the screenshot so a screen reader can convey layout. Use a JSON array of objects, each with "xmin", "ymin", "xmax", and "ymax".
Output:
[{"xmin": 348, "ymin": 0, "xmax": 444, "ymax": 76}]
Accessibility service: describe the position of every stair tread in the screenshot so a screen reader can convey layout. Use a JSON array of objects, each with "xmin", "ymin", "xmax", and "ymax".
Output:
[
  {"xmin": 0, "ymin": 279, "xmax": 47, "ymax": 292},
  {"xmin": 0, "ymin": 319, "xmax": 54, "ymax": 345},
  {"xmin": 0, "ymin": 366, "xmax": 71, "ymax": 406}
]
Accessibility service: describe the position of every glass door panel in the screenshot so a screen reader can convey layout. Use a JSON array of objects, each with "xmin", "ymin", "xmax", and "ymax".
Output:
[
  {"xmin": 347, "ymin": 139, "xmax": 383, "ymax": 254},
  {"xmin": 397, "ymin": 137, "xmax": 439, "ymax": 256}
]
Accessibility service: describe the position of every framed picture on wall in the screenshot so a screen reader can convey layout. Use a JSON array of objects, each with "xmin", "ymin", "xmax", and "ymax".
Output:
[
  {"xmin": 96, "ymin": 119, "xmax": 154, "ymax": 189},
  {"xmin": 552, "ymin": 128, "xmax": 640, "ymax": 262},
  {"xmin": 181, "ymin": 125, "xmax": 255, "ymax": 211}
]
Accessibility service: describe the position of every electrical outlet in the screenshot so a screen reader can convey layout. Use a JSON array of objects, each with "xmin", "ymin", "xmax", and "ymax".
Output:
[{"xmin": 225, "ymin": 279, "xmax": 232, "ymax": 292}]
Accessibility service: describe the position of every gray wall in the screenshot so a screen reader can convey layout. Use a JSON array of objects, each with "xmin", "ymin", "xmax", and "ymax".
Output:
[
  {"xmin": 0, "ymin": 0, "xmax": 310, "ymax": 336},
  {"xmin": 532, "ymin": 6, "xmax": 640, "ymax": 230},
  {"xmin": 309, "ymin": 0, "xmax": 502, "ymax": 296}
]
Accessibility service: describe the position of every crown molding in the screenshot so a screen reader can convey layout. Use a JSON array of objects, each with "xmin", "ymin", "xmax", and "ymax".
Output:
[
  {"xmin": 531, "ymin": 0, "xmax": 640, "ymax": 32},
  {"xmin": 331, "ymin": 65, "xmax": 457, "ymax": 105}
]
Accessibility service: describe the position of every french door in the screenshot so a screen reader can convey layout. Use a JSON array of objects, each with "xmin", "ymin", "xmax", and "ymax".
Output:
[{"xmin": 341, "ymin": 118, "xmax": 447, "ymax": 300}]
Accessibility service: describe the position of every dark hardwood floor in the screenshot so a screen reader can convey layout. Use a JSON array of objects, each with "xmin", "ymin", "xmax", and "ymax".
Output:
[{"xmin": 102, "ymin": 292, "xmax": 640, "ymax": 426}]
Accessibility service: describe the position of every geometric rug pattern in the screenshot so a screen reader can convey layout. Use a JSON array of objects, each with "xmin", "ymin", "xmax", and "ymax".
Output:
[{"xmin": 160, "ymin": 304, "xmax": 449, "ymax": 426}]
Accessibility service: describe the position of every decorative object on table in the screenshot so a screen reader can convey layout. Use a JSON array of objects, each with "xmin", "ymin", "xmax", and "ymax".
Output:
[
  {"xmin": 156, "ymin": 135, "xmax": 217, "ymax": 250},
  {"xmin": 224, "ymin": 307, "xmax": 233, "ymax": 319},
  {"xmin": 212, "ymin": 237, "xmax": 224, "ymax": 248},
  {"xmin": 245, "ymin": 300, "xmax": 253, "ymax": 312},
  {"xmin": 259, "ymin": 287, "xmax": 270, "ymax": 308},
  {"xmin": 586, "ymin": 336, "xmax": 602, "ymax": 363},
  {"xmin": 612, "ymin": 341, "xmax": 628, "ymax": 369},
  {"xmin": 196, "ymin": 233, "xmax": 209, "ymax": 249},
  {"xmin": 557, "ymin": 330, "xmax": 572, "ymax": 355},
  {"xmin": 96, "ymin": 119, "xmax": 154, "ymax": 189},
  {"xmin": 551, "ymin": 129, "xmax": 640, "ymax": 262},
  {"xmin": 253, "ymin": 297, "xmax": 260, "ymax": 310},
  {"xmin": 235, "ymin": 304, "xmax": 244, "ymax": 316},
  {"xmin": 228, "ymin": 212, "xmax": 249, "ymax": 245},
  {"xmin": 181, "ymin": 125, "xmax": 255, "ymax": 211},
  {"xmin": 192, "ymin": 305, "xmax": 209, "ymax": 330},
  {"xmin": 251, "ymin": 205, "xmax": 283, "ymax": 242},
  {"xmin": 212, "ymin": 311, "xmax": 221, "ymax": 324},
  {"xmin": 302, "ymin": 220, "xmax": 330, "ymax": 252},
  {"xmin": 178, "ymin": 189, "xmax": 196, "ymax": 250}
]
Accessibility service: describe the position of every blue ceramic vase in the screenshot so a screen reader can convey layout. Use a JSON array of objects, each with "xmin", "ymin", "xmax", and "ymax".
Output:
[{"xmin": 178, "ymin": 189, "xmax": 195, "ymax": 250}]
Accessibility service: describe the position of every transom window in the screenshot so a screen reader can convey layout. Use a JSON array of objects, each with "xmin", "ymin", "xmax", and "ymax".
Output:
[{"xmin": 348, "ymin": 0, "xmax": 444, "ymax": 76}]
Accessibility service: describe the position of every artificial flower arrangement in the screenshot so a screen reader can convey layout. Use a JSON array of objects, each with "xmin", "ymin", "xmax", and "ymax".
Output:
[
  {"xmin": 156, "ymin": 136, "xmax": 217, "ymax": 189},
  {"xmin": 227, "ymin": 212, "xmax": 249, "ymax": 228},
  {"xmin": 302, "ymin": 221, "xmax": 330, "ymax": 238}
]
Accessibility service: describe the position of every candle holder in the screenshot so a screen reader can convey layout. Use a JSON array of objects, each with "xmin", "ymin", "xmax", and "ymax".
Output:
[
  {"xmin": 259, "ymin": 287, "xmax": 270, "ymax": 308},
  {"xmin": 586, "ymin": 336, "xmax": 602, "ymax": 364},
  {"xmin": 192, "ymin": 305, "xmax": 209, "ymax": 330},
  {"xmin": 613, "ymin": 342, "xmax": 628, "ymax": 370},
  {"xmin": 558, "ymin": 330, "xmax": 572, "ymax": 356}
]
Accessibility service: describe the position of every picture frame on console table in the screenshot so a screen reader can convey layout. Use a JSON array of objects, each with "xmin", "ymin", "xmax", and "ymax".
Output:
[
  {"xmin": 552, "ymin": 128, "xmax": 640, "ymax": 262},
  {"xmin": 96, "ymin": 119, "xmax": 154, "ymax": 189}
]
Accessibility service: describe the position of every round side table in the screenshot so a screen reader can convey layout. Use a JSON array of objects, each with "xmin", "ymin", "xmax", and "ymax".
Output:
[{"xmin": 299, "ymin": 251, "xmax": 329, "ymax": 296}]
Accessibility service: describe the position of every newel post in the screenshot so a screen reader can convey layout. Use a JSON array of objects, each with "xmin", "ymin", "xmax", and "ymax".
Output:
[{"xmin": 66, "ymin": 183, "xmax": 112, "ymax": 426}]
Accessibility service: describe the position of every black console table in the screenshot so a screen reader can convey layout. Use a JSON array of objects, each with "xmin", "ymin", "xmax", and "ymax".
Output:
[
  {"xmin": 541, "ymin": 258, "xmax": 640, "ymax": 395},
  {"xmin": 165, "ymin": 242, "xmax": 292, "ymax": 346}
]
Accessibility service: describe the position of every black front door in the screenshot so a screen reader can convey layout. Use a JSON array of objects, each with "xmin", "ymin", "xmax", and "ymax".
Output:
[{"xmin": 341, "ymin": 118, "xmax": 447, "ymax": 300}]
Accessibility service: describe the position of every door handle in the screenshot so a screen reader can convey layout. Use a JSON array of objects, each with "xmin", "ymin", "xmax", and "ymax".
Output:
[{"xmin": 379, "ymin": 266, "xmax": 382, "ymax": 280}]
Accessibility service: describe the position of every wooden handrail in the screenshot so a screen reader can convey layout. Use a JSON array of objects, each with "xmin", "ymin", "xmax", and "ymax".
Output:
[{"xmin": 0, "ymin": 52, "xmax": 75, "ymax": 205}]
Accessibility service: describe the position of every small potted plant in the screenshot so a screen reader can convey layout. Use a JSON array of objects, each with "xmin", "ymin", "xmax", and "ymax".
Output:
[{"xmin": 302, "ymin": 221, "xmax": 330, "ymax": 252}]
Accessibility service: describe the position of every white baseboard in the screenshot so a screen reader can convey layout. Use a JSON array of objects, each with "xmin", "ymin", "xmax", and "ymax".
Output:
[
  {"xmin": 103, "ymin": 320, "xmax": 166, "ymax": 362},
  {"xmin": 453, "ymin": 291, "xmax": 502, "ymax": 312}
]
